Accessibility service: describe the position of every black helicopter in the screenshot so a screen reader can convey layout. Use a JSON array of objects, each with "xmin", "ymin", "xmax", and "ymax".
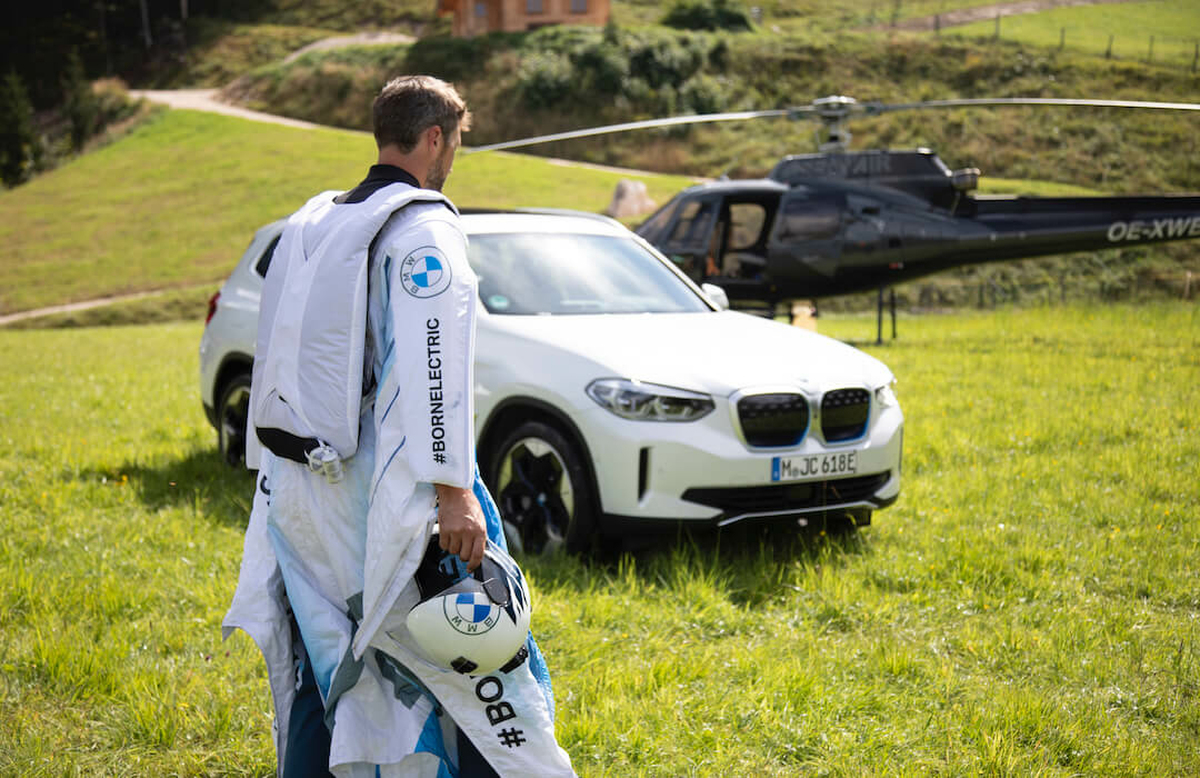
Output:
[{"xmin": 470, "ymin": 96, "xmax": 1200, "ymax": 309}]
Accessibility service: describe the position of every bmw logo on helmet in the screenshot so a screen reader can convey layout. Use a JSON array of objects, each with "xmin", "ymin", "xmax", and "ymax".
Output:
[
  {"xmin": 400, "ymin": 246, "xmax": 453, "ymax": 298},
  {"xmin": 406, "ymin": 534, "xmax": 532, "ymax": 675}
]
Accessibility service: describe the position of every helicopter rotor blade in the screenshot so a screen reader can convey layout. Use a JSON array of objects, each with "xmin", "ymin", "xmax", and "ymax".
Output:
[
  {"xmin": 864, "ymin": 97, "xmax": 1200, "ymax": 115},
  {"xmin": 465, "ymin": 96, "xmax": 1199, "ymax": 155},
  {"xmin": 466, "ymin": 109, "xmax": 792, "ymax": 153}
]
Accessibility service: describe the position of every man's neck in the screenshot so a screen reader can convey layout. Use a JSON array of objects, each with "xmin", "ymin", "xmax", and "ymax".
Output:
[{"xmin": 377, "ymin": 147, "xmax": 429, "ymax": 188}]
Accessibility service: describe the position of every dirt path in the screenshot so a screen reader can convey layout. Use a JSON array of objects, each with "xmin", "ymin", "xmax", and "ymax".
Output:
[
  {"xmin": 129, "ymin": 88, "xmax": 341, "ymax": 131},
  {"xmin": 879, "ymin": 0, "xmax": 1136, "ymax": 31},
  {"xmin": 282, "ymin": 31, "xmax": 415, "ymax": 64},
  {"xmin": 0, "ymin": 289, "xmax": 196, "ymax": 327}
]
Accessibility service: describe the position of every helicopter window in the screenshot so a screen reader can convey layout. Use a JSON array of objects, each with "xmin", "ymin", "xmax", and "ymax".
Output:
[
  {"xmin": 668, "ymin": 199, "xmax": 718, "ymax": 247},
  {"xmin": 779, "ymin": 197, "xmax": 842, "ymax": 240},
  {"xmin": 727, "ymin": 203, "xmax": 767, "ymax": 251},
  {"xmin": 638, "ymin": 197, "xmax": 680, "ymax": 243}
]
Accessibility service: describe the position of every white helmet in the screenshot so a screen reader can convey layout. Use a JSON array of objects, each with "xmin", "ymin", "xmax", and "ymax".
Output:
[{"xmin": 406, "ymin": 534, "xmax": 532, "ymax": 675}]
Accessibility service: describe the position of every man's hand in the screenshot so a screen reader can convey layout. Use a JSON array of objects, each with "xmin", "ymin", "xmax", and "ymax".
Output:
[{"xmin": 435, "ymin": 484, "xmax": 487, "ymax": 571}]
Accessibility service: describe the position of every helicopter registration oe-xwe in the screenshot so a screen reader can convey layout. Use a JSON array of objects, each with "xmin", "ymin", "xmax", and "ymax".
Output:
[{"xmin": 470, "ymin": 95, "xmax": 1200, "ymax": 325}]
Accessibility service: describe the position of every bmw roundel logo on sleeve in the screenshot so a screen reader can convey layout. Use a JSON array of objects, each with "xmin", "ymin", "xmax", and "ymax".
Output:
[
  {"xmin": 401, "ymin": 246, "xmax": 453, "ymax": 298},
  {"xmin": 444, "ymin": 592, "xmax": 500, "ymax": 635}
]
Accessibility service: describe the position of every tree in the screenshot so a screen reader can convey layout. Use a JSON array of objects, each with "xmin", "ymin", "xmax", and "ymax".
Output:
[
  {"xmin": 62, "ymin": 50, "xmax": 99, "ymax": 152},
  {"xmin": 0, "ymin": 71, "xmax": 37, "ymax": 187}
]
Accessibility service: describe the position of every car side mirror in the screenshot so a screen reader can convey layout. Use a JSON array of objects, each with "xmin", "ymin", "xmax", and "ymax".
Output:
[{"xmin": 701, "ymin": 283, "xmax": 730, "ymax": 311}]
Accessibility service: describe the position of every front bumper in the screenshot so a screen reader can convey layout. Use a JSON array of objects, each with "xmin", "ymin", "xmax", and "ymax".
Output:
[{"xmin": 574, "ymin": 394, "xmax": 903, "ymax": 530}]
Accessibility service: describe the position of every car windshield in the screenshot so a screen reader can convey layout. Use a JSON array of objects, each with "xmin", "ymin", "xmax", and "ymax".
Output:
[{"xmin": 467, "ymin": 232, "xmax": 712, "ymax": 315}]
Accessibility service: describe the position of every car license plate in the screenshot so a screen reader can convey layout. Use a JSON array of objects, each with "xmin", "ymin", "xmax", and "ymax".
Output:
[{"xmin": 771, "ymin": 451, "xmax": 858, "ymax": 482}]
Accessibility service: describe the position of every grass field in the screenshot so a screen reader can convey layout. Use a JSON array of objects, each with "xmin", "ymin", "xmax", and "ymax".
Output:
[
  {"xmin": 946, "ymin": 0, "xmax": 1200, "ymax": 67},
  {"xmin": 0, "ymin": 109, "xmax": 696, "ymax": 316},
  {"xmin": 1, "ymin": 304, "xmax": 1197, "ymax": 775}
]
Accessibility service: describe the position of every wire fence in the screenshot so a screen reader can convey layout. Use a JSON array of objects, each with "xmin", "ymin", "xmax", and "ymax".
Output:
[
  {"xmin": 939, "ymin": 15, "xmax": 1200, "ymax": 71},
  {"xmin": 859, "ymin": 0, "xmax": 1200, "ymax": 72}
]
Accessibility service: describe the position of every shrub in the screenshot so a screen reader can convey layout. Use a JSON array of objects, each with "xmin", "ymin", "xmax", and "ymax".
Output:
[
  {"xmin": 406, "ymin": 33, "xmax": 516, "ymax": 83},
  {"xmin": 662, "ymin": 0, "xmax": 753, "ymax": 32},
  {"xmin": 517, "ymin": 53, "xmax": 575, "ymax": 110},
  {"xmin": 679, "ymin": 73, "xmax": 731, "ymax": 114},
  {"xmin": 626, "ymin": 31, "xmax": 708, "ymax": 89},
  {"xmin": 92, "ymin": 79, "xmax": 140, "ymax": 128},
  {"xmin": 574, "ymin": 42, "xmax": 629, "ymax": 95}
]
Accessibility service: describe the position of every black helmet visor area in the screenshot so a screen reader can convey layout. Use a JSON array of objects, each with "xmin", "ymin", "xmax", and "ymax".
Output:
[
  {"xmin": 415, "ymin": 533, "xmax": 513, "ymax": 608},
  {"xmin": 414, "ymin": 534, "xmax": 471, "ymax": 598}
]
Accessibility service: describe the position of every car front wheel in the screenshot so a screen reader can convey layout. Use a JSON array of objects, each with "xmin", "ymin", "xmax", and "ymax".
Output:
[
  {"xmin": 488, "ymin": 420, "xmax": 595, "ymax": 556},
  {"xmin": 217, "ymin": 373, "xmax": 252, "ymax": 468}
]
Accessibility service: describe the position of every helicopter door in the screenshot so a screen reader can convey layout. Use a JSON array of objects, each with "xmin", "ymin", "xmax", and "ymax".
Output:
[
  {"xmin": 771, "ymin": 190, "xmax": 845, "ymax": 280},
  {"xmin": 707, "ymin": 199, "xmax": 775, "ymax": 298},
  {"xmin": 657, "ymin": 196, "xmax": 720, "ymax": 283}
]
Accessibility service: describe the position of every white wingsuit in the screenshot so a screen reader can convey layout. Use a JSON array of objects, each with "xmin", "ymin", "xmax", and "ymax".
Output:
[{"xmin": 223, "ymin": 167, "xmax": 576, "ymax": 777}]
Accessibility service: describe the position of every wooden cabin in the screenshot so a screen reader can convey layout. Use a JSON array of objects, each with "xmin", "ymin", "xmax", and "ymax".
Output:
[{"xmin": 438, "ymin": 0, "xmax": 610, "ymax": 37}]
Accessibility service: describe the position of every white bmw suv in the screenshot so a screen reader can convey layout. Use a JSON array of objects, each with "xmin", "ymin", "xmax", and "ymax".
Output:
[{"xmin": 200, "ymin": 210, "xmax": 903, "ymax": 554}]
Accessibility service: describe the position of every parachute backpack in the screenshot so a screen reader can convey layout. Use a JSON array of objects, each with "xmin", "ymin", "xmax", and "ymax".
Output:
[
  {"xmin": 406, "ymin": 534, "xmax": 532, "ymax": 675},
  {"xmin": 249, "ymin": 183, "xmax": 453, "ymax": 473}
]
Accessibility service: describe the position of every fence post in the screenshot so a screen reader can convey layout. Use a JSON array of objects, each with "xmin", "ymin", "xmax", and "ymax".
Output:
[
  {"xmin": 1059, "ymin": 27, "xmax": 1065, "ymax": 50},
  {"xmin": 935, "ymin": 13, "xmax": 940, "ymax": 34},
  {"xmin": 1186, "ymin": 271, "xmax": 1193, "ymax": 300},
  {"xmin": 1106, "ymin": 34, "xmax": 1113, "ymax": 59},
  {"xmin": 1148, "ymin": 35, "xmax": 1154, "ymax": 62},
  {"xmin": 1193, "ymin": 42, "xmax": 1198, "ymax": 73},
  {"xmin": 994, "ymin": 13, "xmax": 1001, "ymax": 40}
]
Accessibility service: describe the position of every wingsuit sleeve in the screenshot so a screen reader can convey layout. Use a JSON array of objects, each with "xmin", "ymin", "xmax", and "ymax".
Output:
[{"xmin": 372, "ymin": 209, "xmax": 477, "ymax": 491}]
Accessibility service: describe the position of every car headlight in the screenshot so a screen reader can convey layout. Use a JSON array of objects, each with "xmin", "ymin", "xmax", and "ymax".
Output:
[
  {"xmin": 586, "ymin": 379, "xmax": 714, "ymax": 422},
  {"xmin": 874, "ymin": 379, "xmax": 898, "ymax": 410}
]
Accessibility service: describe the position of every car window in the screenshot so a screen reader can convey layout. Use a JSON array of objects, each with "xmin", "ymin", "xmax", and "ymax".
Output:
[
  {"xmin": 468, "ymin": 232, "xmax": 711, "ymax": 315},
  {"xmin": 255, "ymin": 234, "xmax": 281, "ymax": 278}
]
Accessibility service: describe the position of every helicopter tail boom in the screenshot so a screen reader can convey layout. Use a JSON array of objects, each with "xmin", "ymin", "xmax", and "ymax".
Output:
[{"xmin": 960, "ymin": 194, "xmax": 1200, "ymax": 262}]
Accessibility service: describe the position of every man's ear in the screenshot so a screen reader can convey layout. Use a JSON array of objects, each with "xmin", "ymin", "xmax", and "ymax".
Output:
[{"xmin": 426, "ymin": 124, "xmax": 443, "ymax": 150}]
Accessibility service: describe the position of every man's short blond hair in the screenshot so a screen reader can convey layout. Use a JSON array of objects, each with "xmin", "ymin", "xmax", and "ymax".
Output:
[{"xmin": 373, "ymin": 75, "xmax": 471, "ymax": 152}]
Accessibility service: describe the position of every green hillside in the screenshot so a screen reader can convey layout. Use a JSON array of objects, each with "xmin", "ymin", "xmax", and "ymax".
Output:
[
  {"xmin": 0, "ymin": 108, "xmax": 696, "ymax": 316},
  {"xmin": 4, "ymin": 0, "xmax": 1200, "ymax": 319}
]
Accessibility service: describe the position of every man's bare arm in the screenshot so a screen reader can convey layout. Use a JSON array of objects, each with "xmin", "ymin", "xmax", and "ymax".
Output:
[{"xmin": 434, "ymin": 483, "xmax": 487, "ymax": 570}]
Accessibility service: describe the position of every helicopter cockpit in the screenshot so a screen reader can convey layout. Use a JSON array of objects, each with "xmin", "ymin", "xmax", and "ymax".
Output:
[{"xmin": 637, "ymin": 181, "xmax": 789, "ymax": 299}]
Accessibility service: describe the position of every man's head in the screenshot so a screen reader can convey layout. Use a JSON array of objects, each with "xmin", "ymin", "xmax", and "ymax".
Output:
[{"xmin": 373, "ymin": 75, "xmax": 471, "ymax": 191}]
